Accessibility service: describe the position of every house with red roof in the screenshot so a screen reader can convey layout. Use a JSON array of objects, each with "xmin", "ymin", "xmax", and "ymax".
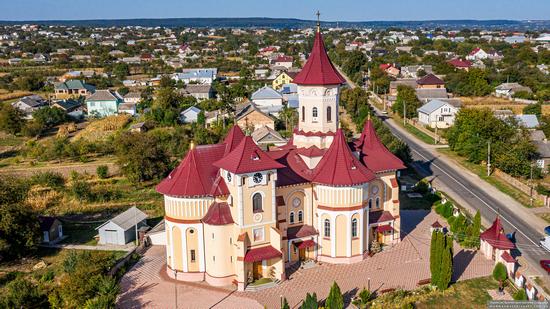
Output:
[
  {"xmin": 480, "ymin": 216, "xmax": 517, "ymax": 276},
  {"xmin": 156, "ymin": 23, "xmax": 405, "ymax": 291},
  {"xmin": 448, "ymin": 58, "xmax": 473, "ymax": 71},
  {"xmin": 380, "ymin": 63, "xmax": 400, "ymax": 77}
]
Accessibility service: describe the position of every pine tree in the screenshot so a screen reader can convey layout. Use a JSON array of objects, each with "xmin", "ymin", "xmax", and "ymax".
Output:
[
  {"xmin": 493, "ymin": 262, "xmax": 508, "ymax": 290},
  {"xmin": 325, "ymin": 282, "xmax": 344, "ymax": 309},
  {"xmin": 301, "ymin": 293, "xmax": 318, "ymax": 309},
  {"xmin": 281, "ymin": 297, "xmax": 290, "ymax": 309},
  {"xmin": 430, "ymin": 231, "xmax": 441, "ymax": 286},
  {"xmin": 437, "ymin": 235, "xmax": 454, "ymax": 290}
]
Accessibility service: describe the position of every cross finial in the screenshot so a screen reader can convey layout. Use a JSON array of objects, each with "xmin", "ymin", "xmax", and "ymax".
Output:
[{"xmin": 316, "ymin": 11, "xmax": 321, "ymax": 33}]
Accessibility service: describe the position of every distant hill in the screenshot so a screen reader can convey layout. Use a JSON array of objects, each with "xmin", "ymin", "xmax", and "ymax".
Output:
[{"xmin": 0, "ymin": 17, "xmax": 548, "ymax": 30}]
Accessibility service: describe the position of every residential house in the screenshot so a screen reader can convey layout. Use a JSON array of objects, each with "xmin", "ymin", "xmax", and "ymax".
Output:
[
  {"xmin": 530, "ymin": 130, "xmax": 550, "ymax": 169},
  {"xmin": 52, "ymin": 99, "xmax": 83, "ymax": 119},
  {"xmin": 11, "ymin": 95, "xmax": 48, "ymax": 118},
  {"xmin": 251, "ymin": 85, "xmax": 284, "ymax": 115},
  {"xmin": 380, "ymin": 63, "xmax": 400, "ymax": 77},
  {"xmin": 400, "ymin": 65, "xmax": 433, "ymax": 78},
  {"xmin": 495, "ymin": 83, "xmax": 532, "ymax": 98},
  {"xmin": 96, "ymin": 206, "xmax": 148, "ymax": 245},
  {"xmin": 181, "ymin": 84, "xmax": 214, "ymax": 101},
  {"xmin": 39, "ymin": 216, "xmax": 63, "ymax": 244},
  {"xmin": 447, "ymin": 58, "xmax": 472, "ymax": 71},
  {"xmin": 416, "ymin": 88, "xmax": 450, "ymax": 103},
  {"xmin": 236, "ymin": 102, "xmax": 275, "ymax": 132},
  {"xmin": 417, "ymin": 99, "xmax": 461, "ymax": 128},
  {"xmin": 54, "ymin": 79, "xmax": 95, "ymax": 99},
  {"xmin": 172, "ymin": 68, "xmax": 216, "ymax": 84},
  {"xmin": 85, "ymin": 90, "xmax": 123, "ymax": 118},
  {"xmin": 251, "ymin": 125, "xmax": 287, "ymax": 149},
  {"xmin": 123, "ymin": 92, "xmax": 142, "ymax": 104},
  {"xmin": 416, "ymin": 74, "xmax": 445, "ymax": 89},
  {"xmin": 118, "ymin": 103, "xmax": 137, "ymax": 116},
  {"xmin": 515, "ymin": 114, "xmax": 539, "ymax": 129},
  {"xmin": 255, "ymin": 68, "xmax": 270, "ymax": 79},
  {"xmin": 272, "ymin": 71, "xmax": 298, "ymax": 90},
  {"xmin": 504, "ymin": 35, "xmax": 526, "ymax": 44},
  {"xmin": 272, "ymin": 55, "xmax": 293, "ymax": 69},
  {"xmin": 480, "ymin": 216, "xmax": 516, "ymax": 276},
  {"xmin": 180, "ymin": 106, "xmax": 202, "ymax": 123}
]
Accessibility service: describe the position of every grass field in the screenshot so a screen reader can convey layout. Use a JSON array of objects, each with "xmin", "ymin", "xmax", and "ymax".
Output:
[{"xmin": 415, "ymin": 277, "xmax": 498, "ymax": 309}]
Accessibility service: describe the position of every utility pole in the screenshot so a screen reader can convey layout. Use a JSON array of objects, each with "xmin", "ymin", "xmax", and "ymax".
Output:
[
  {"xmin": 487, "ymin": 140, "xmax": 491, "ymax": 177},
  {"xmin": 134, "ymin": 205, "xmax": 138, "ymax": 246},
  {"xmin": 434, "ymin": 123, "xmax": 438, "ymax": 144},
  {"xmin": 530, "ymin": 161, "xmax": 534, "ymax": 207},
  {"xmin": 174, "ymin": 269, "xmax": 178, "ymax": 308},
  {"xmin": 403, "ymin": 101, "xmax": 406, "ymax": 126}
]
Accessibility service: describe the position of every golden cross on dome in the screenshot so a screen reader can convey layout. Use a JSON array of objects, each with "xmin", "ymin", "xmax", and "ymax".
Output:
[{"xmin": 316, "ymin": 10, "xmax": 321, "ymax": 32}]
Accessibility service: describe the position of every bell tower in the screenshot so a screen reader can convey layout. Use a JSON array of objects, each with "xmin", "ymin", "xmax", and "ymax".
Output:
[{"xmin": 292, "ymin": 12, "xmax": 346, "ymax": 149}]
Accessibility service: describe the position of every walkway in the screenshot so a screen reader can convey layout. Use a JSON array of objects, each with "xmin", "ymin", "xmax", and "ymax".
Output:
[{"xmin": 117, "ymin": 211, "xmax": 494, "ymax": 309}]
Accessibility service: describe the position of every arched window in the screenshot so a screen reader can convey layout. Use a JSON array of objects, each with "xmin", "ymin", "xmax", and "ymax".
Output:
[
  {"xmin": 324, "ymin": 219, "xmax": 330, "ymax": 237},
  {"xmin": 302, "ymin": 106, "xmax": 305, "ymax": 122},
  {"xmin": 289, "ymin": 212, "xmax": 295, "ymax": 224},
  {"xmin": 252, "ymin": 193, "xmax": 263, "ymax": 213},
  {"xmin": 351, "ymin": 218, "xmax": 358, "ymax": 237},
  {"xmin": 376, "ymin": 197, "xmax": 380, "ymax": 209},
  {"xmin": 298, "ymin": 210, "xmax": 303, "ymax": 222},
  {"xmin": 327, "ymin": 106, "xmax": 332, "ymax": 122},
  {"xmin": 368, "ymin": 199, "xmax": 372, "ymax": 209},
  {"xmin": 312, "ymin": 107, "xmax": 318, "ymax": 118}
]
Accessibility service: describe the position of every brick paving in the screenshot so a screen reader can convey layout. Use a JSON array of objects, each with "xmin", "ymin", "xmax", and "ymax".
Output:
[{"xmin": 117, "ymin": 210, "xmax": 494, "ymax": 309}]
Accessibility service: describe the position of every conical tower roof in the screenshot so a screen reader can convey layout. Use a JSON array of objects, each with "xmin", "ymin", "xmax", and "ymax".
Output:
[
  {"xmin": 223, "ymin": 124, "xmax": 245, "ymax": 156},
  {"xmin": 357, "ymin": 118, "xmax": 405, "ymax": 173},
  {"xmin": 214, "ymin": 136, "xmax": 285, "ymax": 174},
  {"xmin": 293, "ymin": 30, "xmax": 345, "ymax": 86},
  {"xmin": 311, "ymin": 129, "xmax": 375, "ymax": 186}
]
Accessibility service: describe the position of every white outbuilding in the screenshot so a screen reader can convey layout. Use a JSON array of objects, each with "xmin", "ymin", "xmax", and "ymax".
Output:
[{"xmin": 96, "ymin": 206, "xmax": 148, "ymax": 245}]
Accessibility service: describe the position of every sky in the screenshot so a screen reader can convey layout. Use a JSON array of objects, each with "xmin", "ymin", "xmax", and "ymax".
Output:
[{"xmin": 1, "ymin": 0, "xmax": 550, "ymax": 21}]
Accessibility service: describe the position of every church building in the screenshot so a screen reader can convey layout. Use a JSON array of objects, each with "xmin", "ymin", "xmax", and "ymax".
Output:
[{"xmin": 156, "ymin": 24, "xmax": 405, "ymax": 291}]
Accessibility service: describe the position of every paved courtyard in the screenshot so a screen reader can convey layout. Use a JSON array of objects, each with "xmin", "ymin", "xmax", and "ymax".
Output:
[{"xmin": 117, "ymin": 210, "xmax": 494, "ymax": 308}]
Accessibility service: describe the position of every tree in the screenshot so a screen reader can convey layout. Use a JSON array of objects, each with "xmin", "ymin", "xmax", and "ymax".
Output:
[
  {"xmin": 437, "ymin": 234, "xmax": 453, "ymax": 290},
  {"xmin": 281, "ymin": 297, "xmax": 290, "ymax": 309},
  {"xmin": 96, "ymin": 165, "xmax": 109, "ymax": 179},
  {"xmin": 325, "ymin": 282, "xmax": 344, "ymax": 309},
  {"xmin": 0, "ymin": 277, "xmax": 48, "ymax": 308},
  {"xmin": 492, "ymin": 262, "xmax": 508, "ymax": 290},
  {"xmin": 352, "ymin": 288, "xmax": 373, "ymax": 309},
  {"xmin": 513, "ymin": 289, "xmax": 528, "ymax": 300},
  {"xmin": 0, "ymin": 104, "xmax": 25, "ymax": 134},
  {"xmin": 0, "ymin": 176, "xmax": 39, "ymax": 261},
  {"xmin": 33, "ymin": 106, "xmax": 67, "ymax": 128},
  {"xmin": 115, "ymin": 132, "xmax": 170, "ymax": 183},
  {"xmin": 113, "ymin": 63, "xmax": 130, "ymax": 80},
  {"xmin": 392, "ymin": 85, "xmax": 421, "ymax": 119},
  {"xmin": 430, "ymin": 230, "xmax": 441, "ymax": 287},
  {"xmin": 301, "ymin": 293, "xmax": 318, "ymax": 309}
]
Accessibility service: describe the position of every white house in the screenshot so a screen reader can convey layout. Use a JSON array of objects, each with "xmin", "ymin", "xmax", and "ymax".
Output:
[
  {"xmin": 250, "ymin": 86, "xmax": 283, "ymax": 115},
  {"xmin": 11, "ymin": 95, "xmax": 48, "ymax": 119},
  {"xmin": 172, "ymin": 68, "xmax": 217, "ymax": 84},
  {"xmin": 96, "ymin": 206, "xmax": 148, "ymax": 245},
  {"xmin": 466, "ymin": 48, "xmax": 489, "ymax": 61},
  {"xmin": 495, "ymin": 83, "xmax": 532, "ymax": 98},
  {"xmin": 180, "ymin": 106, "xmax": 202, "ymax": 123},
  {"xmin": 417, "ymin": 99, "xmax": 461, "ymax": 128}
]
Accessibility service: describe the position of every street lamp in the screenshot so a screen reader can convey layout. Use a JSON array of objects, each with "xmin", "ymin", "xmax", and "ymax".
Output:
[
  {"xmin": 487, "ymin": 140, "xmax": 491, "ymax": 177},
  {"xmin": 403, "ymin": 101, "xmax": 407, "ymax": 126},
  {"xmin": 174, "ymin": 269, "xmax": 178, "ymax": 308}
]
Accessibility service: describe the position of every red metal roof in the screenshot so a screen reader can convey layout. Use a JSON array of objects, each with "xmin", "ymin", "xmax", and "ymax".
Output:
[
  {"xmin": 223, "ymin": 125, "xmax": 245, "ymax": 156},
  {"xmin": 243, "ymin": 245, "xmax": 282, "ymax": 262},
  {"xmin": 376, "ymin": 224, "xmax": 394, "ymax": 233},
  {"xmin": 480, "ymin": 216, "xmax": 515, "ymax": 250},
  {"xmin": 213, "ymin": 135, "xmax": 285, "ymax": 174},
  {"xmin": 293, "ymin": 31, "xmax": 345, "ymax": 86},
  {"xmin": 416, "ymin": 73, "xmax": 445, "ymax": 85},
  {"xmin": 501, "ymin": 251, "xmax": 516, "ymax": 263},
  {"xmin": 156, "ymin": 144, "xmax": 228, "ymax": 197},
  {"xmin": 295, "ymin": 145, "xmax": 326, "ymax": 157},
  {"xmin": 448, "ymin": 58, "xmax": 472, "ymax": 68},
  {"xmin": 311, "ymin": 129, "xmax": 375, "ymax": 186},
  {"xmin": 369, "ymin": 211, "xmax": 395, "ymax": 224},
  {"xmin": 287, "ymin": 225, "xmax": 318, "ymax": 240},
  {"xmin": 295, "ymin": 239, "xmax": 316, "ymax": 249},
  {"xmin": 431, "ymin": 221, "xmax": 443, "ymax": 228},
  {"xmin": 294, "ymin": 128, "xmax": 336, "ymax": 137},
  {"xmin": 202, "ymin": 202, "xmax": 234, "ymax": 225},
  {"xmin": 357, "ymin": 119, "xmax": 406, "ymax": 173}
]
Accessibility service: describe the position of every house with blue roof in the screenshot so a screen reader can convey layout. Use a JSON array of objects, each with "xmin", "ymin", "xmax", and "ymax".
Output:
[
  {"xmin": 251, "ymin": 86, "xmax": 283, "ymax": 116},
  {"xmin": 417, "ymin": 99, "xmax": 461, "ymax": 128},
  {"xmin": 54, "ymin": 79, "xmax": 95, "ymax": 99},
  {"xmin": 172, "ymin": 68, "xmax": 216, "ymax": 84}
]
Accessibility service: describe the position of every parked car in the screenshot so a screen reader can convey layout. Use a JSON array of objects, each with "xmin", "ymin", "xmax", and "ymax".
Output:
[
  {"xmin": 544, "ymin": 226, "xmax": 550, "ymax": 235},
  {"xmin": 540, "ymin": 260, "xmax": 550, "ymax": 274}
]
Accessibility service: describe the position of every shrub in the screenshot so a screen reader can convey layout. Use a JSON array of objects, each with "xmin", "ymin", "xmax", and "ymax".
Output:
[
  {"xmin": 96, "ymin": 165, "xmax": 109, "ymax": 179},
  {"xmin": 30, "ymin": 171, "xmax": 65, "ymax": 189},
  {"xmin": 325, "ymin": 282, "xmax": 344, "ymax": 309},
  {"xmin": 513, "ymin": 289, "xmax": 527, "ymax": 300},
  {"xmin": 0, "ymin": 277, "xmax": 48, "ymax": 308},
  {"xmin": 493, "ymin": 262, "xmax": 508, "ymax": 284}
]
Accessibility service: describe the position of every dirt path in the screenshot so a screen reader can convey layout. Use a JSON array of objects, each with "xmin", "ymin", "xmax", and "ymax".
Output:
[{"xmin": 0, "ymin": 161, "xmax": 119, "ymax": 177}]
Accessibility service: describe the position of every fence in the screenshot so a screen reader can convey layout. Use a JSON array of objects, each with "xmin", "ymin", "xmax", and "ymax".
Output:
[{"xmin": 493, "ymin": 169, "xmax": 550, "ymax": 207}]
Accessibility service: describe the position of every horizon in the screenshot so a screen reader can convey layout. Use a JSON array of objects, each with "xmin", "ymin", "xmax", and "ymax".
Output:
[{"xmin": 1, "ymin": 0, "xmax": 550, "ymax": 22}]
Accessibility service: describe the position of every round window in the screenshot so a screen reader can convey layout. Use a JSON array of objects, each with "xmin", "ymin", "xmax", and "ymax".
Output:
[
  {"xmin": 253, "ymin": 173, "xmax": 263, "ymax": 184},
  {"xmin": 292, "ymin": 197, "xmax": 301, "ymax": 207},
  {"xmin": 372, "ymin": 185, "xmax": 379, "ymax": 194},
  {"xmin": 226, "ymin": 172, "xmax": 232, "ymax": 182},
  {"xmin": 189, "ymin": 229, "xmax": 195, "ymax": 234}
]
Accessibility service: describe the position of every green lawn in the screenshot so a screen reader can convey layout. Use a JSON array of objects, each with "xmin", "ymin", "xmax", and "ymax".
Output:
[
  {"xmin": 249, "ymin": 277, "xmax": 273, "ymax": 286},
  {"xmin": 415, "ymin": 277, "xmax": 498, "ymax": 309},
  {"xmin": 403, "ymin": 123, "xmax": 437, "ymax": 145},
  {"xmin": 438, "ymin": 148, "xmax": 540, "ymax": 208},
  {"xmin": 60, "ymin": 221, "xmax": 99, "ymax": 245}
]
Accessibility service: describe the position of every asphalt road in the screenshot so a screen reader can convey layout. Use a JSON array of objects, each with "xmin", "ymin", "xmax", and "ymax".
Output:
[{"xmin": 374, "ymin": 109, "xmax": 550, "ymax": 278}]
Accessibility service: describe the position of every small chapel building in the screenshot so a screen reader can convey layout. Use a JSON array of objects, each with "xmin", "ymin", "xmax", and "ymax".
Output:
[{"xmin": 156, "ymin": 24, "xmax": 405, "ymax": 291}]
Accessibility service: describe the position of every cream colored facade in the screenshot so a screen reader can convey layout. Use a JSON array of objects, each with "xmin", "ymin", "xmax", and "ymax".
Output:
[{"xmin": 161, "ymin": 32, "xmax": 402, "ymax": 291}]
